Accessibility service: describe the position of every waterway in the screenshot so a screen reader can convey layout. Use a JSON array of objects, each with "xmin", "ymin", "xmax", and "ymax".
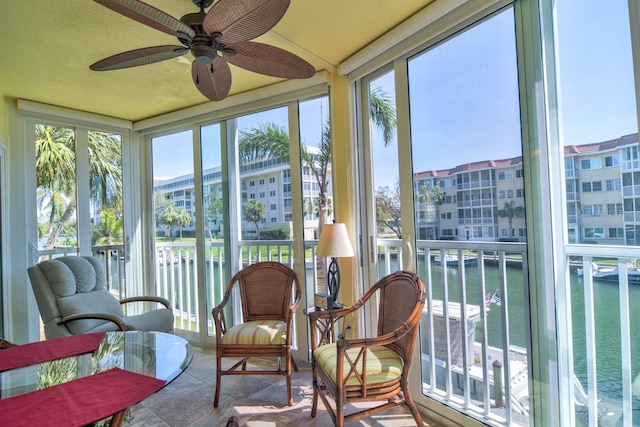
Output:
[{"xmin": 417, "ymin": 260, "xmax": 640, "ymax": 421}]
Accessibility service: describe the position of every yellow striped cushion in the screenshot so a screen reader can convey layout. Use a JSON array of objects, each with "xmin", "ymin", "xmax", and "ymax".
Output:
[
  {"xmin": 221, "ymin": 320, "xmax": 287, "ymax": 345},
  {"xmin": 313, "ymin": 344, "xmax": 403, "ymax": 386}
]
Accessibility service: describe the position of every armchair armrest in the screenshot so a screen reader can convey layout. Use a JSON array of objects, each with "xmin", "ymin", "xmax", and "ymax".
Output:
[
  {"xmin": 308, "ymin": 305, "xmax": 355, "ymax": 349},
  {"xmin": 59, "ymin": 313, "xmax": 128, "ymax": 331},
  {"xmin": 307, "ymin": 305, "xmax": 354, "ymax": 322},
  {"xmin": 119, "ymin": 296, "xmax": 171, "ymax": 310},
  {"xmin": 211, "ymin": 303, "xmax": 229, "ymax": 340}
]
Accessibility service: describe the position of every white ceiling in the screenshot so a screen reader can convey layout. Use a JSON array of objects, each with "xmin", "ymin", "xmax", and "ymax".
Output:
[{"xmin": 1, "ymin": 0, "xmax": 436, "ymax": 121}]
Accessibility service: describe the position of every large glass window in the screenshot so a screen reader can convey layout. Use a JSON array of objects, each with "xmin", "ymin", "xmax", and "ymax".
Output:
[
  {"xmin": 236, "ymin": 107, "xmax": 293, "ymax": 249},
  {"xmin": 553, "ymin": 0, "xmax": 640, "ymax": 425},
  {"xmin": 299, "ymin": 96, "xmax": 333, "ymax": 302},
  {"xmin": 407, "ymin": 7, "xmax": 528, "ymax": 426},
  {"xmin": 34, "ymin": 124, "xmax": 125, "ymax": 294},
  {"xmin": 151, "ymin": 130, "xmax": 196, "ymax": 331},
  {"xmin": 35, "ymin": 124, "xmax": 78, "ymax": 257},
  {"xmin": 88, "ymin": 130, "xmax": 124, "ymax": 296},
  {"xmin": 147, "ymin": 97, "xmax": 329, "ymax": 337},
  {"xmin": 368, "ymin": 70, "xmax": 400, "ymax": 280}
]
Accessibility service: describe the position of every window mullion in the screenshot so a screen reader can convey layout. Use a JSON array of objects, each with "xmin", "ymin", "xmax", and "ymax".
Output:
[
  {"xmin": 75, "ymin": 128, "xmax": 92, "ymax": 256},
  {"xmin": 517, "ymin": 0, "xmax": 567, "ymax": 425}
]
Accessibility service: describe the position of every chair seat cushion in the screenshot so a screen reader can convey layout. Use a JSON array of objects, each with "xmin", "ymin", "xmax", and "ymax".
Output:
[
  {"xmin": 58, "ymin": 289, "xmax": 125, "ymax": 335},
  {"xmin": 313, "ymin": 344, "xmax": 403, "ymax": 386},
  {"xmin": 221, "ymin": 320, "xmax": 287, "ymax": 345}
]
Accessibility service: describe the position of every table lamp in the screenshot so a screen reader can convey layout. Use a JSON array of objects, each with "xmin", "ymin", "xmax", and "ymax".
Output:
[{"xmin": 316, "ymin": 223, "xmax": 355, "ymax": 304}]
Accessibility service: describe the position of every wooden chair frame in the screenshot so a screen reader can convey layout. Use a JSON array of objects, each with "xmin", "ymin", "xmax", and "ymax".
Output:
[
  {"xmin": 212, "ymin": 261, "xmax": 302, "ymax": 407},
  {"xmin": 308, "ymin": 270, "xmax": 426, "ymax": 426}
]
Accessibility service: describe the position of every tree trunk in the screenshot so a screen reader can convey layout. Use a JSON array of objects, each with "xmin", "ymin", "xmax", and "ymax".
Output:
[{"xmin": 45, "ymin": 200, "xmax": 77, "ymax": 250}]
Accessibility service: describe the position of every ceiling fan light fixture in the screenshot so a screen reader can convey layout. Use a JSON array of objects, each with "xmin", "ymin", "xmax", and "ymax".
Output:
[{"xmin": 191, "ymin": 42, "xmax": 216, "ymax": 64}]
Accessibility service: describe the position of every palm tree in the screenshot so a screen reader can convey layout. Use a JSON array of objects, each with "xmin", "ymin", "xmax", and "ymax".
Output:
[
  {"xmin": 238, "ymin": 120, "xmax": 332, "ymax": 232},
  {"xmin": 158, "ymin": 204, "xmax": 191, "ymax": 241},
  {"xmin": 375, "ymin": 183, "xmax": 402, "ymax": 238},
  {"xmin": 416, "ymin": 182, "xmax": 445, "ymax": 239},
  {"xmin": 35, "ymin": 125, "xmax": 123, "ymax": 250},
  {"xmin": 88, "ymin": 131, "xmax": 123, "ymax": 210},
  {"xmin": 36, "ymin": 125, "xmax": 75, "ymax": 249},
  {"xmin": 205, "ymin": 190, "xmax": 224, "ymax": 238},
  {"xmin": 496, "ymin": 200, "xmax": 525, "ymax": 238},
  {"xmin": 369, "ymin": 87, "xmax": 397, "ymax": 146},
  {"xmin": 243, "ymin": 199, "xmax": 265, "ymax": 240},
  {"xmin": 238, "ymin": 123, "xmax": 291, "ymax": 164},
  {"xmin": 237, "ymin": 87, "xmax": 395, "ymax": 227},
  {"xmin": 91, "ymin": 208, "xmax": 123, "ymax": 245},
  {"xmin": 306, "ymin": 121, "xmax": 331, "ymax": 230}
]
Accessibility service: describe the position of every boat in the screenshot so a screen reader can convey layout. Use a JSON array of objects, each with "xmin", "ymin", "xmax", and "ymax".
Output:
[
  {"xmin": 592, "ymin": 266, "xmax": 640, "ymax": 283},
  {"xmin": 577, "ymin": 261, "xmax": 640, "ymax": 283},
  {"xmin": 576, "ymin": 261, "xmax": 598, "ymax": 276},
  {"xmin": 420, "ymin": 301, "xmax": 619, "ymax": 425},
  {"xmin": 434, "ymin": 253, "xmax": 478, "ymax": 267}
]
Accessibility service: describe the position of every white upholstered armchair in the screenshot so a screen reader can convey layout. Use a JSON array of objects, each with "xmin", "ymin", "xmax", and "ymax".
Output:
[{"xmin": 28, "ymin": 256, "xmax": 173, "ymax": 339}]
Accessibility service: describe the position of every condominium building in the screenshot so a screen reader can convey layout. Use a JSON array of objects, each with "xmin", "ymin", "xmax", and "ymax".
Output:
[
  {"xmin": 414, "ymin": 133, "xmax": 640, "ymax": 245},
  {"xmin": 154, "ymin": 146, "xmax": 327, "ymax": 240}
]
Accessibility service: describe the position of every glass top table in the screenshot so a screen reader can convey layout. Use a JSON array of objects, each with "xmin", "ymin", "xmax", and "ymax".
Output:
[{"xmin": 0, "ymin": 331, "xmax": 193, "ymax": 426}]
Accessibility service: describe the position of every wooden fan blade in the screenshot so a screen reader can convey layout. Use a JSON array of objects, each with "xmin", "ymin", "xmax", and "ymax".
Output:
[
  {"xmin": 203, "ymin": 0, "xmax": 290, "ymax": 45},
  {"xmin": 90, "ymin": 46, "xmax": 188, "ymax": 71},
  {"xmin": 224, "ymin": 42, "xmax": 315, "ymax": 79},
  {"xmin": 191, "ymin": 57, "xmax": 232, "ymax": 101},
  {"xmin": 93, "ymin": 0, "xmax": 195, "ymax": 39}
]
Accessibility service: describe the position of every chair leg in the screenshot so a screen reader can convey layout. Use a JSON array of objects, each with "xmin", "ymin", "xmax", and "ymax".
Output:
[
  {"xmin": 335, "ymin": 384, "xmax": 345, "ymax": 427},
  {"xmin": 310, "ymin": 368, "xmax": 318, "ymax": 417},
  {"xmin": 336, "ymin": 402, "xmax": 345, "ymax": 427},
  {"xmin": 214, "ymin": 355, "xmax": 222, "ymax": 408},
  {"xmin": 285, "ymin": 354, "xmax": 294, "ymax": 406},
  {"xmin": 404, "ymin": 387, "xmax": 424, "ymax": 426},
  {"xmin": 286, "ymin": 371, "xmax": 293, "ymax": 406}
]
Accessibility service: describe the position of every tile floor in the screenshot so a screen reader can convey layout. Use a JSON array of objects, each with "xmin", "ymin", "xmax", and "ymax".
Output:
[{"xmin": 127, "ymin": 345, "xmax": 441, "ymax": 427}]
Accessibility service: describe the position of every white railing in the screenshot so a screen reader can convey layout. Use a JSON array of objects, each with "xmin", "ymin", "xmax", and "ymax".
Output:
[
  {"xmin": 564, "ymin": 245, "xmax": 640, "ymax": 426},
  {"xmin": 373, "ymin": 239, "xmax": 636, "ymax": 427},
  {"xmin": 154, "ymin": 243, "xmax": 201, "ymax": 332},
  {"xmin": 152, "ymin": 239, "xmax": 319, "ymax": 335},
  {"xmin": 376, "ymin": 238, "xmax": 530, "ymax": 426},
  {"xmin": 81, "ymin": 237, "xmax": 635, "ymax": 426}
]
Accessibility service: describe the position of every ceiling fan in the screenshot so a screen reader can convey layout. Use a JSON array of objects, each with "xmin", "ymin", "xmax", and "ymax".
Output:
[{"xmin": 90, "ymin": 0, "xmax": 315, "ymax": 101}]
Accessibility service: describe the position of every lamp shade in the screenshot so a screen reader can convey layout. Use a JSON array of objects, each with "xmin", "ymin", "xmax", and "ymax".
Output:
[{"xmin": 316, "ymin": 223, "xmax": 355, "ymax": 258}]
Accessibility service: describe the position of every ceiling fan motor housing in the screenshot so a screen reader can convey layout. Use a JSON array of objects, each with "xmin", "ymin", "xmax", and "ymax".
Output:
[{"xmin": 191, "ymin": 37, "xmax": 217, "ymax": 64}]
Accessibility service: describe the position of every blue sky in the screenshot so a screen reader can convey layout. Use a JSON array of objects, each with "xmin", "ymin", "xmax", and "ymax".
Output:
[
  {"xmin": 555, "ymin": 0, "xmax": 637, "ymax": 145},
  {"xmin": 154, "ymin": 1, "xmax": 638, "ymax": 190}
]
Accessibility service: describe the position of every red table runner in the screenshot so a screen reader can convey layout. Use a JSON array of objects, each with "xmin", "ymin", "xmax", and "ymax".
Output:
[
  {"xmin": 0, "ymin": 332, "xmax": 105, "ymax": 372},
  {"xmin": 0, "ymin": 368, "xmax": 166, "ymax": 426}
]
